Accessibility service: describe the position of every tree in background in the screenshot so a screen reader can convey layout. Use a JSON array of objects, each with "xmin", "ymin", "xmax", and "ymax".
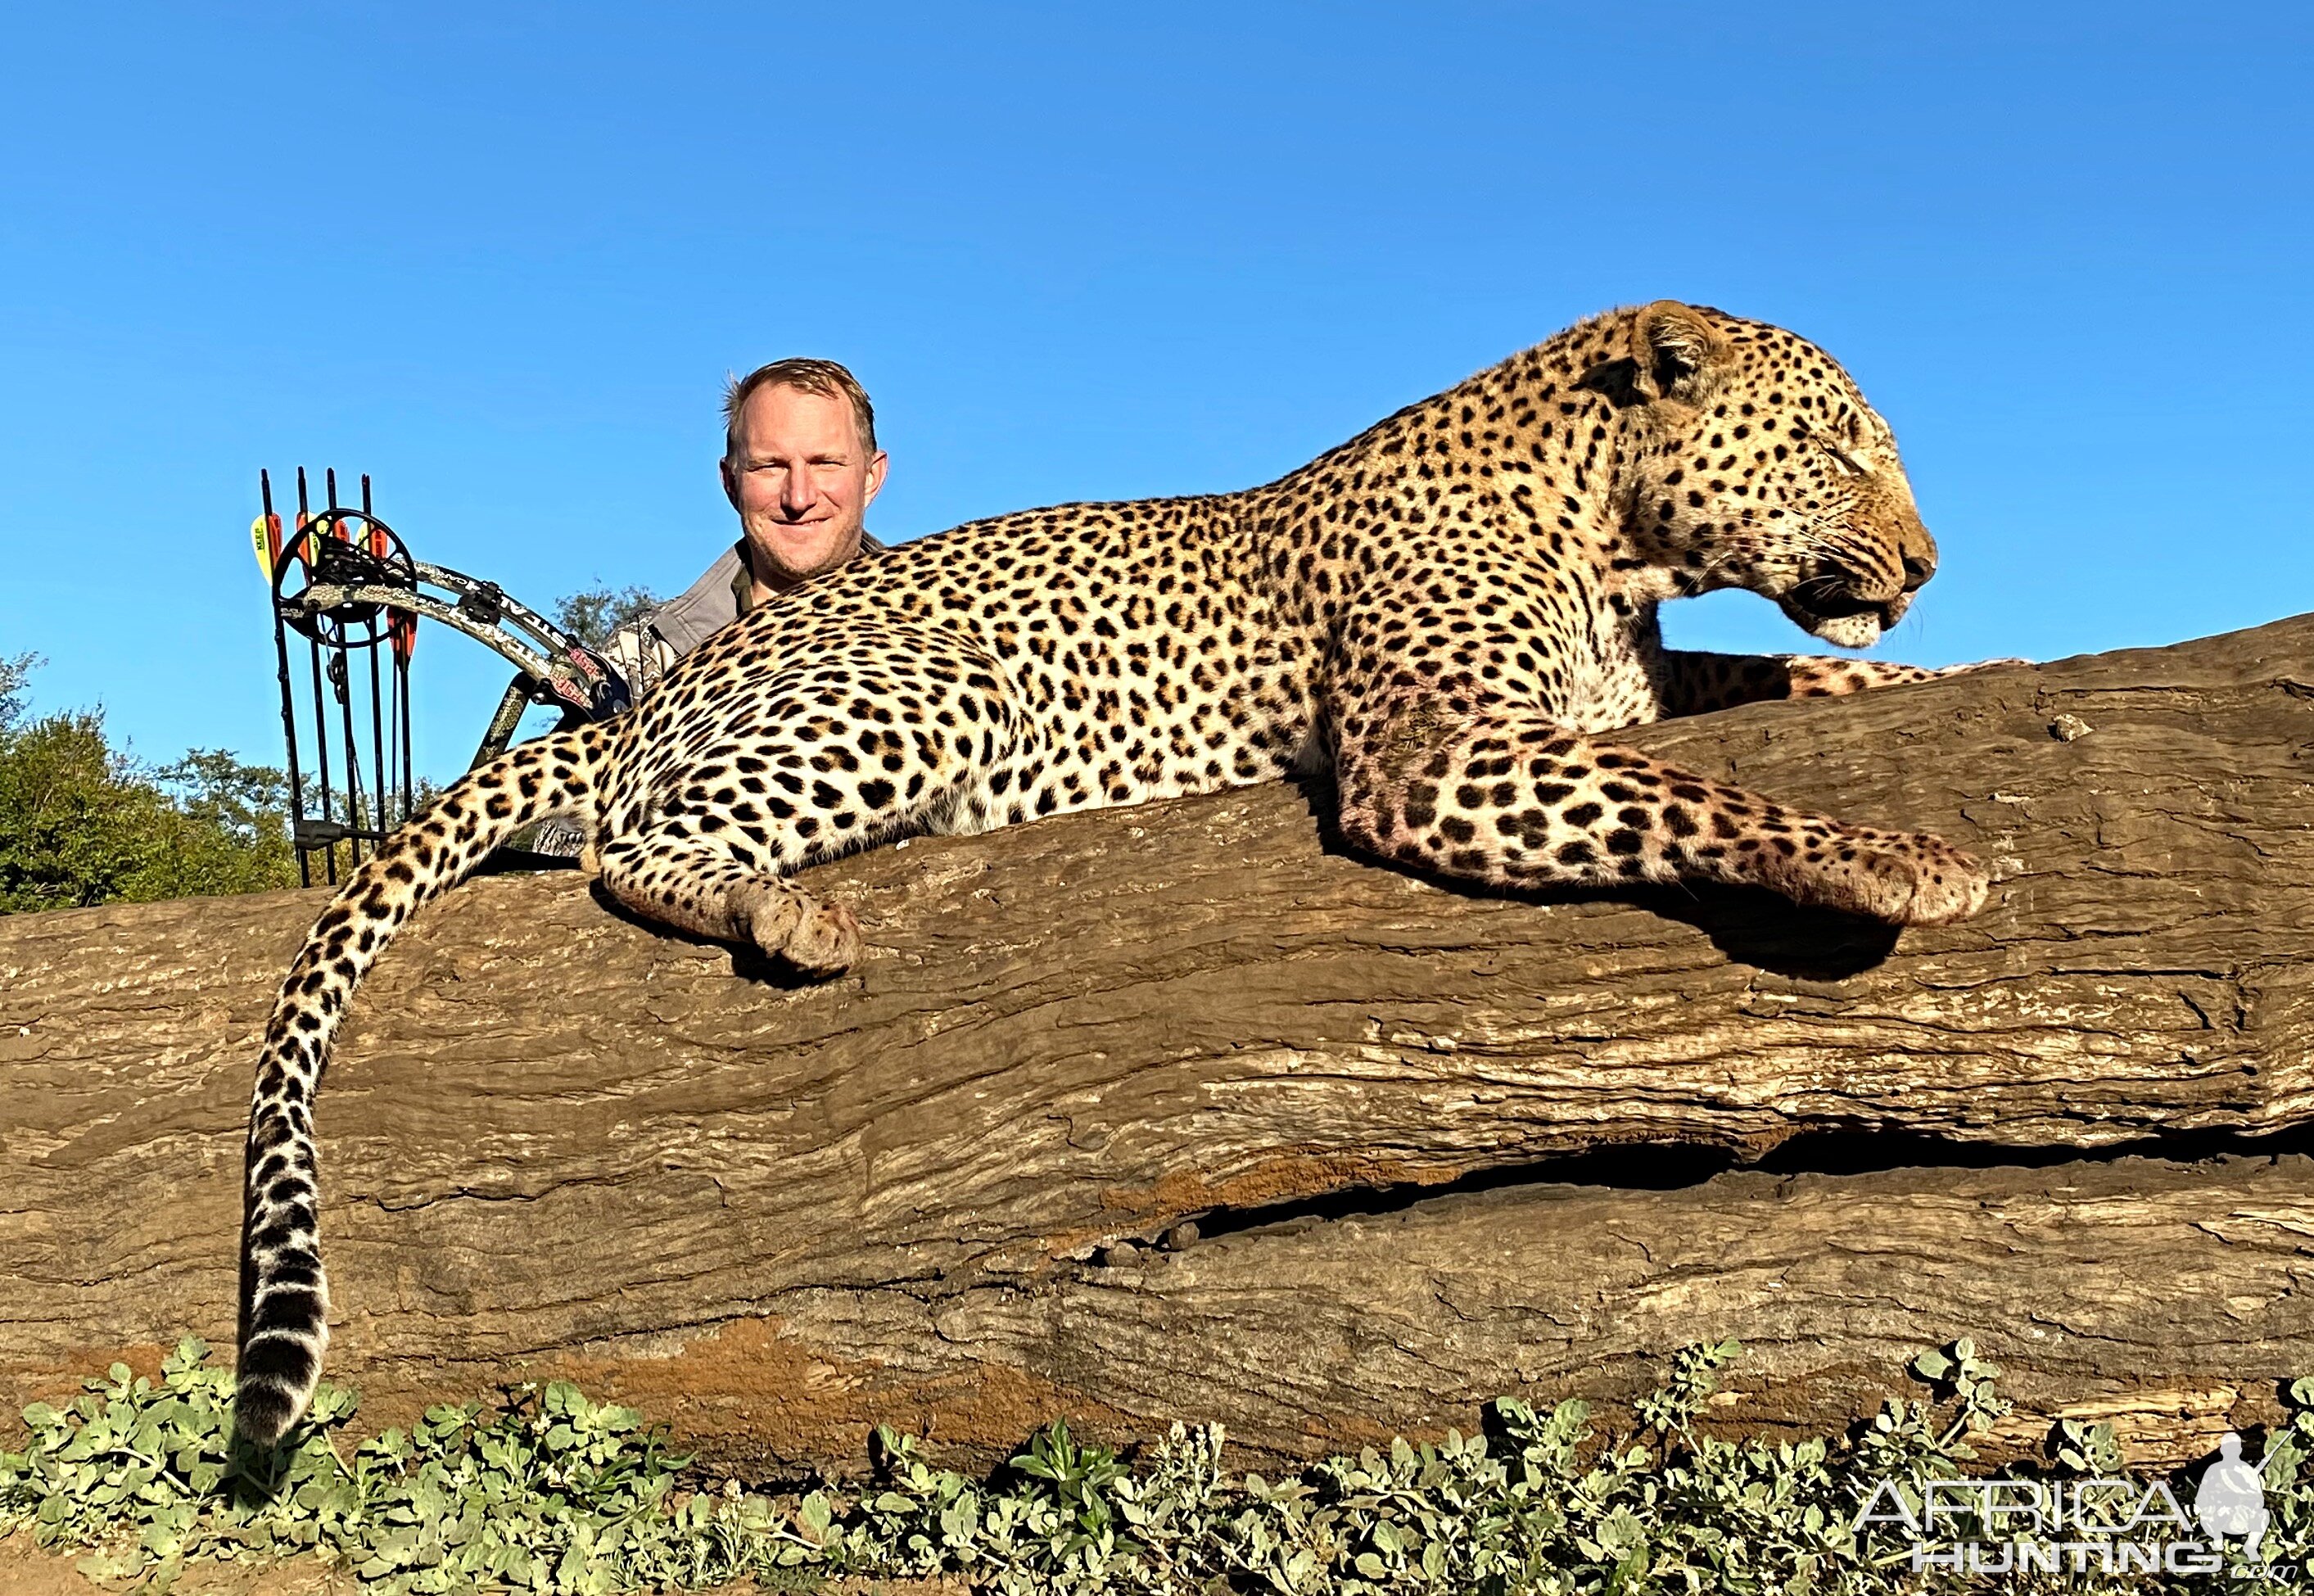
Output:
[
  {"xmin": 554, "ymin": 586, "xmax": 661, "ymax": 651},
  {"xmin": 0, "ymin": 653, "xmax": 29, "ymax": 727},
  {"xmin": 0, "ymin": 654, "xmax": 297, "ymax": 913}
]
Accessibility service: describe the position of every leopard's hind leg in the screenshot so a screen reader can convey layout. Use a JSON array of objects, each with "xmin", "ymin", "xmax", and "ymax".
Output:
[
  {"xmin": 595, "ymin": 623, "xmax": 1024, "ymax": 973},
  {"xmin": 596, "ymin": 831, "xmax": 865, "ymax": 975}
]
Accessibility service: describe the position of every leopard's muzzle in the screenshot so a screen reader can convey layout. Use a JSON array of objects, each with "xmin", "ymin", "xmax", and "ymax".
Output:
[{"xmin": 1778, "ymin": 577, "xmax": 1914, "ymax": 650}]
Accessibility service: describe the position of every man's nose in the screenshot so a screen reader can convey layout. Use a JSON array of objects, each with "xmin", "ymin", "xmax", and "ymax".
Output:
[{"xmin": 780, "ymin": 465, "xmax": 816, "ymax": 513}]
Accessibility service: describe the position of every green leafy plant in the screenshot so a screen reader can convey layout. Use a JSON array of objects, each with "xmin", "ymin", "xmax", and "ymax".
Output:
[{"xmin": 4, "ymin": 1335, "xmax": 2308, "ymax": 1594}]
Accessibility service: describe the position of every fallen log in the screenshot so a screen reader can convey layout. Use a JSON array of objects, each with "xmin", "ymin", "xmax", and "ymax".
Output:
[{"xmin": 4, "ymin": 614, "xmax": 2313, "ymax": 1473}]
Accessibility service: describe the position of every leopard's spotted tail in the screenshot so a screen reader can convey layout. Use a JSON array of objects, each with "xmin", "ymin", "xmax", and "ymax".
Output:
[{"xmin": 234, "ymin": 723, "xmax": 613, "ymax": 1447}]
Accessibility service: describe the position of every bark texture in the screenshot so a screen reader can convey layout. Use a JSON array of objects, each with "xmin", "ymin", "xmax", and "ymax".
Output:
[{"xmin": 5, "ymin": 615, "xmax": 2314, "ymax": 1473}]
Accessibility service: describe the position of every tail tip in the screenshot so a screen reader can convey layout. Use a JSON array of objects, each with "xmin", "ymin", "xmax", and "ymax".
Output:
[
  {"xmin": 232, "ymin": 1334, "xmax": 322, "ymax": 1449},
  {"xmin": 231, "ymin": 1377, "xmax": 305, "ymax": 1449}
]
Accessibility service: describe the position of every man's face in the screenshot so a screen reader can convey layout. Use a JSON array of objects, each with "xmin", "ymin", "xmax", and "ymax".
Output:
[{"xmin": 720, "ymin": 383, "xmax": 888, "ymax": 594}]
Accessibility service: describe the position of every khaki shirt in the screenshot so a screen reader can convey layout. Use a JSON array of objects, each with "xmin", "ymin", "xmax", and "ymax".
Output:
[{"xmin": 603, "ymin": 532, "xmax": 886, "ymax": 695}]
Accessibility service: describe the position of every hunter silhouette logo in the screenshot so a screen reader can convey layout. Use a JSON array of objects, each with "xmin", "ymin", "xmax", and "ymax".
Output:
[
  {"xmin": 1854, "ymin": 1428, "xmax": 2291, "ymax": 1576},
  {"xmin": 2193, "ymin": 1432, "xmax": 2273, "ymax": 1560}
]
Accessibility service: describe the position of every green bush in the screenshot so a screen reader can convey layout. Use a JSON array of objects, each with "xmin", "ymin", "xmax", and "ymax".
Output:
[
  {"xmin": 2, "ymin": 1336, "xmax": 2306, "ymax": 1594},
  {"xmin": 0, "ymin": 654, "xmax": 297, "ymax": 913}
]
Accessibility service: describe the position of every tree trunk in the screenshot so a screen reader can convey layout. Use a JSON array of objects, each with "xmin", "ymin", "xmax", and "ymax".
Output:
[{"xmin": 5, "ymin": 615, "xmax": 2312, "ymax": 1474}]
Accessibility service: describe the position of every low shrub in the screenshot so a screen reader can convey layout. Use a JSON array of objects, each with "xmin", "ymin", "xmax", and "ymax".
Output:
[{"xmin": 2, "ymin": 1336, "xmax": 2306, "ymax": 1594}]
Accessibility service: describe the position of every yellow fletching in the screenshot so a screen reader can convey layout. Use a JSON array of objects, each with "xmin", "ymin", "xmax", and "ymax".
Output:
[{"xmin": 250, "ymin": 516, "xmax": 274, "ymax": 579}]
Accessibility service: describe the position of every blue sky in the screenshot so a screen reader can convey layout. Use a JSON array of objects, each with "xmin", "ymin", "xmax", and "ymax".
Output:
[{"xmin": 2, "ymin": 3, "xmax": 2308, "ymax": 782}]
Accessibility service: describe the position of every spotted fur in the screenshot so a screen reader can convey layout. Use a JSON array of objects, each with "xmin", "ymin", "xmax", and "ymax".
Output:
[{"xmin": 236, "ymin": 302, "xmax": 2001, "ymax": 1442}]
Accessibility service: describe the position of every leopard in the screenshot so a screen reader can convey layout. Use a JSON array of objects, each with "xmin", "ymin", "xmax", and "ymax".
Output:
[{"xmin": 233, "ymin": 301, "xmax": 2009, "ymax": 1444}]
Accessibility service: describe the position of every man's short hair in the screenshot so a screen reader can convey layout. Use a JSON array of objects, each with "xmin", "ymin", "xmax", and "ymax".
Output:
[{"xmin": 723, "ymin": 358, "xmax": 878, "ymax": 463}]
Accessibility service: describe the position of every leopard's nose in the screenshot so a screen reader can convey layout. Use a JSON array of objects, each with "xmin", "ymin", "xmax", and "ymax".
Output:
[{"xmin": 1891, "ymin": 501, "xmax": 1939, "ymax": 593}]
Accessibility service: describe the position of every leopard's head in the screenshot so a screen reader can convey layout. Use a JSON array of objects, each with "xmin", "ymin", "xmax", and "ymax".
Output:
[{"xmin": 1598, "ymin": 301, "xmax": 1938, "ymax": 650}]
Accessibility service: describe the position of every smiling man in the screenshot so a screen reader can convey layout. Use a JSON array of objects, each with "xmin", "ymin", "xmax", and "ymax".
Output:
[
  {"xmin": 608, "ymin": 358, "xmax": 889, "ymax": 692},
  {"xmin": 721, "ymin": 358, "xmax": 888, "ymax": 599}
]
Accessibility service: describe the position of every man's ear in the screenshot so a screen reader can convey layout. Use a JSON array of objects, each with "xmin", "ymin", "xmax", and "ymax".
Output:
[
  {"xmin": 720, "ymin": 454, "xmax": 741, "ymax": 512},
  {"xmin": 861, "ymin": 450, "xmax": 889, "ymax": 509},
  {"xmin": 1629, "ymin": 301, "xmax": 1729, "ymax": 404}
]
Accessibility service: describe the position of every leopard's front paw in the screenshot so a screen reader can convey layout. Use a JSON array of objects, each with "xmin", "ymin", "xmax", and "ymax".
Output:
[{"xmin": 1782, "ymin": 830, "xmax": 1991, "ymax": 926}]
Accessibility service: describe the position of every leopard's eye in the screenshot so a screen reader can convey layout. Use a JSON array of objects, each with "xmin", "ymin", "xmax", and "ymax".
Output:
[{"xmin": 1825, "ymin": 443, "xmax": 1868, "ymax": 477}]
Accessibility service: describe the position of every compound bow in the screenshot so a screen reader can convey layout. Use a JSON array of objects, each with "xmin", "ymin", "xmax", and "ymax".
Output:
[{"xmin": 257, "ymin": 468, "xmax": 631, "ymax": 885}]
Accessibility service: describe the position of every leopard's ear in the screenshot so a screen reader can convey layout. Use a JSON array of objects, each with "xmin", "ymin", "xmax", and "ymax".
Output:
[{"xmin": 1629, "ymin": 301, "xmax": 1729, "ymax": 403}]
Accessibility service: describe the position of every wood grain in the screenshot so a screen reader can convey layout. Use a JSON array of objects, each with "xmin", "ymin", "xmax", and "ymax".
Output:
[{"xmin": 5, "ymin": 614, "xmax": 2312, "ymax": 1472}]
